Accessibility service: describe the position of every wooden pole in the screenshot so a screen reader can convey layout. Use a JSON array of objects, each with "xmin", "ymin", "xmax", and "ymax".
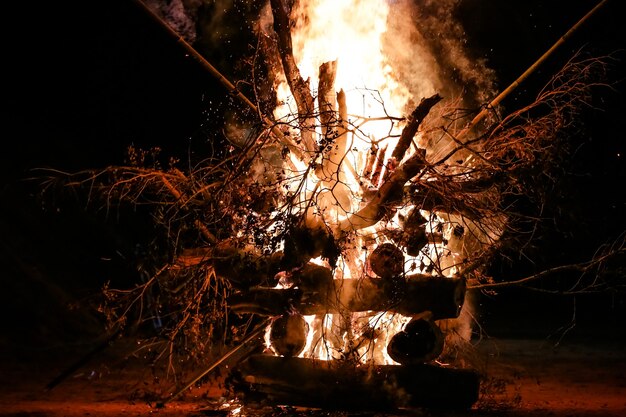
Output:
[{"xmin": 457, "ymin": 0, "xmax": 610, "ymax": 141}]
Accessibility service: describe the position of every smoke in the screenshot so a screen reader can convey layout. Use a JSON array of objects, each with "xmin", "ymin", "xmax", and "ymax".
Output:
[{"xmin": 383, "ymin": 0, "xmax": 497, "ymax": 111}]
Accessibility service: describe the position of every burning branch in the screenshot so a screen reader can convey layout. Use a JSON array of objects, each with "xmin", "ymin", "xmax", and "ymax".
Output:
[
  {"xmin": 270, "ymin": 0, "xmax": 317, "ymax": 153},
  {"xmin": 338, "ymin": 148, "xmax": 427, "ymax": 233}
]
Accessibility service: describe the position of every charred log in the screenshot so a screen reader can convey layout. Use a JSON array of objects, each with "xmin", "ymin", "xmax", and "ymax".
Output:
[
  {"xmin": 229, "ymin": 354, "xmax": 480, "ymax": 410},
  {"xmin": 229, "ymin": 274, "xmax": 466, "ymax": 319},
  {"xmin": 368, "ymin": 243, "xmax": 404, "ymax": 278},
  {"xmin": 387, "ymin": 312, "xmax": 444, "ymax": 364},
  {"xmin": 269, "ymin": 313, "xmax": 309, "ymax": 357},
  {"xmin": 318, "ymin": 60, "xmax": 338, "ymax": 139},
  {"xmin": 290, "ymin": 262, "xmax": 334, "ymax": 292},
  {"xmin": 283, "ymin": 224, "xmax": 339, "ymax": 269}
]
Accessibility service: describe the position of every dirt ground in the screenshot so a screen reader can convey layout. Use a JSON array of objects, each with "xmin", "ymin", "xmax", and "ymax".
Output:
[{"xmin": 1, "ymin": 336, "xmax": 625, "ymax": 417}]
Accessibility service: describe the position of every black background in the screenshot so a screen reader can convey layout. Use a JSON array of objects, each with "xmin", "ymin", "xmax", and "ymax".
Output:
[{"xmin": 1, "ymin": 0, "xmax": 625, "ymax": 348}]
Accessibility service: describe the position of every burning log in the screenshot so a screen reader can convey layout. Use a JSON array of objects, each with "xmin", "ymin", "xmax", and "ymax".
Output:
[
  {"xmin": 270, "ymin": 0, "xmax": 316, "ymax": 153},
  {"xmin": 269, "ymin": 313, "xmax": 309, "ymax": 357},
  {"xmin": 398, "ymin": 207, "xmax": 429, "ymax": 256},
  {"xmin": 315, "ymin": 60, "xmax": 352, "ymax": 212},
  {"xmin": 282, "ymin": 224, "xmax": 338, "ymax": 269},
  {"xmin": 318, "ymin": 60, "xmax": 338, "ymax": 138},
  {"xmin": 368, "ymin": 242, "xmax": 404, "ymax": 278},
  {"xmin": 229, "ymin": 274, "xmax": 465, "ymax": 320},
  {"xmin": 386, "ymin": 312, "xmax": 444, "ymax": 364},
  {"xmin": 229, "ymin": 354, "xmax": 480, "ymax": 410}
]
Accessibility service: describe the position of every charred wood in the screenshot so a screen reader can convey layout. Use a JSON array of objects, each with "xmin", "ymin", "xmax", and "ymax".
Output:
[
  {"xmin": 212, "ymin": 240, "xmax": 283, "ymax": 289},
  {"xmin": 269, "ymin": 313, "xmax": 309, "ymax": 357},
  {"xmin": 391, "ymin": 94, "xmax": 443, "ymax": 162},
  {"xmin": 229, "ymin": 274, "xmax": 465, "ymax": 320},
  {"xmin": 282, "ymin": 224, "xmax": 338, "ymax": 269},
  {"xmin": 368, "ymin": 242, "xmax": 404, "ymax": 278},
  {"xmin": 270, "ymin": 0, "xmax": 316, "ymax": 153},
  {"xmin": 338, "ymin": 148, "xmax": 427, "ymax": 233},
  {"xmin": 229, "ymin": 354, "xmax": 479, "ymax": 410},
  {"xmin": 387, "ymin": 312, "xmax": 444, "ymax": 364},
  {"xmin": 318, "ymin": 61, "xmax": 338, "ymax": 139}
]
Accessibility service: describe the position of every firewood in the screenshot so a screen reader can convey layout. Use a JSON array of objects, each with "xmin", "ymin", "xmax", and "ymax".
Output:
[
  {"xmin": 315, "ymin": 76, "xmax": 352, "ymax": 211},
  {"xmin": 368, "ymin": 242, "xmax": 404, "ymax": 278},
  {"xmin": 229, "ymin": 274, "xmax": 466, "ymax": 319},
  {"xmin": 386, "ymin": 312, "xmax": 444, "ymax": 364},
  {"xmin": 269, "ymin": 314, "xmax": 309, "ymax": 357},
  {"xmin": 335, "ymin": 93, "xmax": 443, "ymax": 234},
  {"xmin": 229, "ymin": 354, "xmax": 480, "ymax": 410},
  {"xmin": 391, "ymin": 94, "xmax": 443, "ymax": 162},
  {"xmin": 270, "ymin": 0, "xmax": 316, "ymax": 153},
  {"xmin": 318, "ymin": 60, "xmax": 338, "ymax": 139},
  {"xmin": 337, "ymin": 148, "xmax": 427, "ymax": 233}
]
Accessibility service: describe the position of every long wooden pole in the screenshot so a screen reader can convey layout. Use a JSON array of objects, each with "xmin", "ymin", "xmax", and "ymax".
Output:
[{"xmin": 457, "ymin": 0, "xmax": 610, "ymax": 141}]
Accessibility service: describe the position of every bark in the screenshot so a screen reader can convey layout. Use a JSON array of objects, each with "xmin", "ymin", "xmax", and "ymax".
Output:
[
  {"xmin": 318, "ymin": 61, "xmax": 338, "ymax": 139},
  {"xmin": 369, "ymin": 144, "xmax": 388, "ymax": 187},
  {"xmin": 229, "ymin": 354, "xmax": 480, "ymax": 410},
  {"xmin": 362, "ymin": 144, "xmax": 378, "ymax": 179},
  {"xmin": 228, "ymin": 274, "xmax": 466, "ymax": 320},
  {"xmin": 316, "ymin": 66, "xmax": 352, "ymax": 212}
]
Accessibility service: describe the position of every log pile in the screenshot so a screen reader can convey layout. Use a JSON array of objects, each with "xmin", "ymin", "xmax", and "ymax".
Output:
[
  {"xmin": 225, "ymin": 255, "xmax": 476, "ymax": 410},
  {"xmin": 221, "ymin": 2, "xmax": 479, "ymax": 411}
]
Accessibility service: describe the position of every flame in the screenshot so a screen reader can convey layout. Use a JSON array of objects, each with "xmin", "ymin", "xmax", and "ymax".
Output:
[{"xmin": 257, "ymin": 0, "xmax": 496, "ymax": 364}]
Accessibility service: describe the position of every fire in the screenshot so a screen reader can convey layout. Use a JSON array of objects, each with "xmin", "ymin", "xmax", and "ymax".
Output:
[{"xmin": 252, "ymin": 0, "xmax": 495, "ymax": 365}]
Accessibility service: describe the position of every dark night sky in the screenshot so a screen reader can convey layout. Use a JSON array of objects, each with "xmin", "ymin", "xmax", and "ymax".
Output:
[{"xmin": 1, "ymin": 0, "xmax": 625, "ymax": 346}]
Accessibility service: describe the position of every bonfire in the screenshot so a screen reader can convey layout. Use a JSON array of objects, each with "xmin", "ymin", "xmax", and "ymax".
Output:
[{"xmin": 41, "ymin": 0, "xmax": 622, "ymax": 412}]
